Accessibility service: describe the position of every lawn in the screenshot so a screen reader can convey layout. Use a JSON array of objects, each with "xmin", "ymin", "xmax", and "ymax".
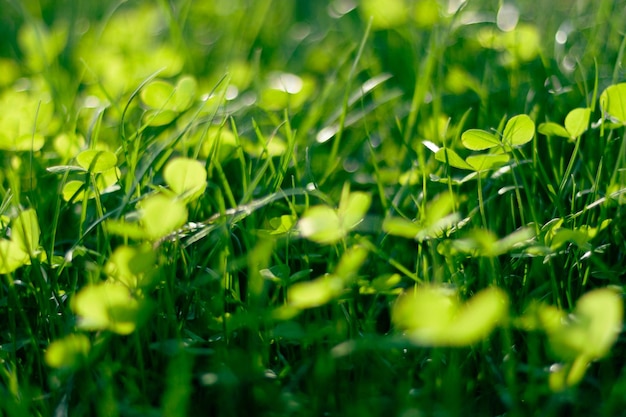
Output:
[{"xmin": 1, "ymin": 0, "xmax": 626, "ymax": 416}]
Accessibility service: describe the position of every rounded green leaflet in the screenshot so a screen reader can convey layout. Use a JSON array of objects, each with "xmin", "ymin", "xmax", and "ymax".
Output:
[
  {"xmin": 298, "ymin": 205, "xmax": 343, "ymax": 244},
  {"xmin": 172, "ymin": 76, "xmax": 197, "ymax": 111},
  {"xmin": 71, "ymin": 283, "xmax": 142, "ymax": 335},
  {"xmin": 434, "ymin": 148, "xmax": 473, "ymax": 170},
  {"xmin": 547, "ymin": 287, "xmax": 623, "ymax": 360},
  {"xmin": 105, "ymin": 244, "xmax": 157, "ymax": 289},
  {"xmin": 140, "ymin": 79, "xmax": 175, "ymax": 109},
  {"xmin": 140, "ymin": 194, "xmax": 188, "ymax": 241},
  {"xmin": 62, "ymin": 180, "xmax": 89, "ymax": 202},
  {"xmin": 76, "ymin": 149, "xmax": 117, "ymax": 173},
  {"xmin": 45, "ymin": 334, "xmax": 91, "ymax": 370},
  {"xmin": 538, "ymin": 122, "xmax": 570, "ymax": 138},
  {"xmin": 503, "ymin": 114, "xmax": 534, "ymax": 147},
  {"xmin": 461, "ymin": 129, "xmax": 500, "ymax": 150},
  {"xmin": 12, "ymin": 209, "xmax": 40, "ymax": 257},
  {"xmin": 564, "ymin": 107, "xmax": 591, "ymax": 138},
  {"xmin": 163, "ymin": 157, "xmax": 207, "ymax": 201},
  {"xmin": 140, "ymin": 76, "xmax": 196, "ymax": 113},
  {"xmin": 392, "ymin": 285, "xmax": 509, "ymax": 347},
  {"xmin": 600, "ymin": 83, "xmax": 626, "ymax": 124},
  {"xmin": 0, "ymin": 239, "xmax": 29, "ymax": 274},
  {"xmin": 466, "ymin": 153, "xmax": 510, "ymax": 171},
  {"xmin": 338, "ymin": 191, "xmax": 371, "ymax": 230},
  {"xmin": 288, "ymin": 275, "xmax": 344, "ymax": 309},
  {"xmin": 360, "ymin": 0, "xmax": 407, "ymax": 29}
]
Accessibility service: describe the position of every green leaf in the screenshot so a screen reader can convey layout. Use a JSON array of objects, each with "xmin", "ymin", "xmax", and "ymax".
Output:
[
  {"xmin": 71, "ymin": 283, "xmax": 144, "ymax": 335},
  {"xmin": 466, "ymin": 153, "xmax": 510, "ymax": 171},
  {"xmin": 12, "ymin": 209, "xmax": 40, "ymax": 257},
  {"xmin": 338, "ymin": 189, "xmax": 371, "ymax": 230},
  {"xmin": 140, "ymin": 79, "xmax": 175, "ymax": 109},
  {"xmin": 461, "ymin": 129, "xmax": 500, "ymax": 150},
  {"xmin": 383, "ymin": 217, "xmax": 423, "ymax": 239},
  {"xmin": 105, "ymin": 220, "xmax": 147, "ymax": 240},
  {"xmin": 76, "ymin": 149, "xmax": 117, "ymax": 173},
  {"xmin": 538, "ymin": 122, "xmax": 570, "ymax": 138},
  {"xmin": 600, "ymin": 83, "xmax": 626, "ymax": 124},
  {"xmin": 104, "ymin": 244, "xmax": 157, "ymax": 289},
  {"xmin": 564, "ymin": 107, "xmax": 591, "ymax": 138},
  {"xmin": 434, "ymin": 148, "xmax": 473, "ymax": 170},
  {"xmin": 334, "ymin": 245, "xmax": 368, "ymax": 283},
  {"xmin": 163, "ymin": 157, "xmax": 207, "ymax": 202},
  {"xmin": 172, "ymin": 76, "xmax": 197, "ymax": 111},
  {"xmin": 545, "ymin": 288, "xmax": 623, "ymax": 361},
  {"xmin": 0, "ymin": 239, "xmax": 29, "ymax": 274},
  {"xmin": 298, "ymin": 206, "xmax": 343, "ymax": 244},
  {"xmin": 62, "ymin": 180, "xmax": 89, "ymax": 202},
  {"xmin": 140, "ymin": 194, "xmax": 188, "ymax": 241},
  {"xmin": 45, "ymin": 334, "xmax": 91, "ymax": 370},
  {"xmin": 142, "ymin": 109, "xmax": 178, "ymax": 126},
  {"xmin": 503, "ymin": 114, "xmax": 535, "ymax": 147},
  {"xmin": 393, "ymin": 285, "xmax": 509, "ymax": 347},
  {"xmin": 445, "ymin": 287, "xmax": 510, "ymax": 345},
  {"xmin": 288, "ymin": 275, "xmax": 344, "ymax": 309}
]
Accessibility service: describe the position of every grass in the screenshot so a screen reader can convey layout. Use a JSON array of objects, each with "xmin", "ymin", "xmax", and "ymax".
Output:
[{"xmin": 1, "ymin": 0, "xmax": 626, "ymax": 416}]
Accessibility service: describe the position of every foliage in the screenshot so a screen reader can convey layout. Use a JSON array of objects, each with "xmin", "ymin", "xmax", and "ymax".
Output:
[{"xmin": 1, "ymin": 0, "xmax": 626, "ymax": 416}]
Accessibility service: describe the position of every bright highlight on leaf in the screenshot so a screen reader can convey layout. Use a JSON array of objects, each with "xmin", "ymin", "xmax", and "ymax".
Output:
[
  {"xmin": 600, "ymin": 83, "xmax": 626, "ymax": 125},
  {"xmin": 538, "ymin": 107, "xmax": 591, "ymax": 140},
  {"xmin": 163, "ymin": 157, "xmax": 207, "ymax": 202},
  {"xmin": 393, "ymin": 285, "xmax": 509, "ymax": 346},
  {"xmin": 12, "ymin": 209, "xmax": 41, "ymax": 257},
  {"xmin": 140, "ymin": 194, "xmax": 188, "ymax": 240},
  {"xmin": 288, "ymin": 275, "xmax": 344, "ymax": 309},
  {"xmin": 45, "ymin": 334, "xmax": 91, "ymax": 369},
  {"xmin": 71, "ymin": 283, "xmax": 145, "ymax": 335},
  {"xmin": 383, "ymin": 192, "xmax": 460, "ymax": 241},
  {"xmin": 524, "ymin": 287, "xmax": 623, "ymax": 391},
  {"xmin": 76, "ymin": 149, "xmax": 117, "ymax": 173},
  {"xmin": 298, "ymin": 186, "xmax": 371, "ymax": 244},
  {"xmin": 105, "ymin": 244, "xmax": 157, "ymax": 289}
]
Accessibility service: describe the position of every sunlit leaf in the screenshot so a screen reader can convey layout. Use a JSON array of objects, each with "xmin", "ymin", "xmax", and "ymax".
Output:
[
  {"xmin": 549, "ymin": 288, "xmax": 623, "ymax": 361},
  {"xmin": 105, "ymin": 219, "xmax": 147, "ymax": 240},
  {"xmin": 45, "ymin": 334, "xmax": 90, "ymax": 370},
  {"xmin": 435, "ymin": 148, "xmax": 473, "ymax": 170},
  {"xmin": 338, "ymin": 189, "xmax": 371, "ymax": 230},
  {"xmin": 288, "ymin": 275, "xmax": 344, "ymax": 309},
  {"xmin": 141, "ymin": 79, "xmax": 175, "ymax": 109},
  {"xmin": 0, "ymin": 239, "xmax": 29, "ymax": 274},
  {"xmin": 461, "ymin": 129, "xmax": 500, "ymax": 150},
  {"xmin": 564, "ymin": 107, "xmax": 591, "ymax": 138},
  {"xmin": 140, "ymin": 194, "xmax": 188, "ymax": 241},
  {"xmin": 171, "ymin": 76, "xmax": 197, "ymax": 111},
  {"xmin": 360, "ymin": 0, "xmax": 407, "ymax": 29},
  {"xmin": 445, "ymin": 287, "xmax": 510, "ymax": 345},
  {"xmin": 549, "ymin": 356, "xmax": 590, "ymax": 392},
  {"xmin": 600, "ymin": 83, "xmax": 626, "ymax": 125},
  {"xmin": 298, "ymin": 206, "xmax": 343, "ymax": 244},
  {"xmin": 76, "ymin": 149, "xmax": 117, "ymax": 173},
  {"xmin": 142, "ymin": 109, "xmax": 178, "ymax": 126},
  {"xmin": 71, "ymin": 283, "xmax": 144, "ymax": 334},
  {"xmin": 466, "ymin": 153, "xmax": 510, "ymax": 171},
  {"xmin": 163, "ymin": 157, "xmax": 207, "ymax": 202},
  {"xmin": 12, "ymin": 209, "xmax": 40, "ymax": 257},
  {"xmin": 334, "ymin": 245, "xmax": 368, "ymax": 284},
  {"xmin": 538, "ymin": 122, "xmax": 570, "ymax": 138},
  {"xmin": 503, "ymin": 114, "xmax": 534, "ymax": 147},
  {"xmin": 62, "ymin": 180, "xmax": 89, "ymax": 202},
  {"xmin": 393, "ymin": 285, "xmax": 509, "ymax": 347},
  {"xmin": 104, "ymin": 244, "xmax": 157, "ymax": 289},
  {"xmin": 383, "ymin": 217, "xmax": 423, "ymax": 239}
]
